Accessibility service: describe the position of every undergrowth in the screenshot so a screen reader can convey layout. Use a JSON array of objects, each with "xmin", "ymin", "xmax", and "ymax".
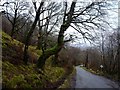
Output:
[{"xmin": 2, "ymin": 31, "xmax": 65, "ymax": 88}]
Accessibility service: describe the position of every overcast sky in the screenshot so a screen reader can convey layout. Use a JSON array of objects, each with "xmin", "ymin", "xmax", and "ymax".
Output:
[
  {"xmin": 66, "ymin": 0, "xmax": 118, "ymax": 47},
  {"xmin": 0, "ymin": 0, "xmax": 118, "ymax": 47}
]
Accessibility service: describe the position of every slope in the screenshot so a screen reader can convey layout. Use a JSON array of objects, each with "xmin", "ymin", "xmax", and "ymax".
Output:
[{"xmin": 1, "ymin": 31, "xmax": 65, "ymax": 88}]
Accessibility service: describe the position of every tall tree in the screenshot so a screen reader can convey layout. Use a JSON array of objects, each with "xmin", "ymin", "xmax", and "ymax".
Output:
[
  {"xmin": 23, "ymin": 1, "xmax": 44, "ymax": 64},
  {"xmin": 37, "ymin": 1, "xmax": 107, "ymax": 69},
  {"xmin": 37, "ymin": 0, "xmax": 77, "ymax": 69},
  {"xmin": 1, "ymin": 1, "xmax": 30, "ymax": 37},
  {"xmin": 37, "ymin": 2, "xmax": 61, "ymax": 50}
]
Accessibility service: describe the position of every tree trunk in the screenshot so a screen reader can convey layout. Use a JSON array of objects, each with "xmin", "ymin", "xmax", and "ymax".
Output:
[
  {"xmin": 85, "ymin": 50, "xmax": 88, "ymax": 69},
  {"xmin": 37, "ymin": 1, "xmax": 76, "ymax": 69},
  {"xmin": 23, "ymin": 45, "xmax": 29, "ymax": 65},
  {"xmin": 37, "ymin": 24, "xmax": 67, "ymax": 69},
  {"xmin": 11, "ymin": 26, "xmax": 15, "ymax": 37},
  {"xmin": 37, "ymin": 10, "xmax": 43, "ymax": 50},
  {"xmin": 37, "ymin": 36, "xmax": 42, "ymax": 49},
  {"xmin": 37, "ymin": 45, "xmax": 62, "ymax": 69},
  {"xmin": 37, "ymin": 25, "xmax": 66, "ymax": 69},
  {"xmin": 23, "ymin": 2, "xmax": 44, "ymax": 64},
  {"xmin": 11, "ymin": 9, "xmax": 17, "ymax": 37}
]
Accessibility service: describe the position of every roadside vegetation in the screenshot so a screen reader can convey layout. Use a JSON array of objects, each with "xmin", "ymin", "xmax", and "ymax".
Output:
[
  {"xmin": 0, "ymin": 0, "xmax": 119, "ymax": 88},
  {"xmin": 80, "ymin": 66, "xmax": 118, "ymax": 81},
  {"xmin": 2, "ymin": 31, "xmax": 74, "ymax": 88}
]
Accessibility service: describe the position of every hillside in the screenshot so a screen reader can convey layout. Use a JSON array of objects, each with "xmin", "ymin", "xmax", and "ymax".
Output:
[
  {"xmin": 2, "ymin": 31, "xmax": 74, "ymax": 88},
  {"xmin": 1, "ymin": 0, "xmax": 119, "ymax": 88}
]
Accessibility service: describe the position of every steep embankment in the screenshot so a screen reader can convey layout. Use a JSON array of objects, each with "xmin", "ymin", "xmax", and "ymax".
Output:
[{"xmin": 2, "ymin": 31, "xmax": 67, "ymax": 88}]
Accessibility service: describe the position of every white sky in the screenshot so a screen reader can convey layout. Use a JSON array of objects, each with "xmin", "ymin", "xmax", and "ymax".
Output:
[
  {"xmin": 65, "ymin": 0, "xmax": 118, "ymax": 47},
  {"xmin": 0, "ymin": 0, "xmax": 118, "ymax": 47}
]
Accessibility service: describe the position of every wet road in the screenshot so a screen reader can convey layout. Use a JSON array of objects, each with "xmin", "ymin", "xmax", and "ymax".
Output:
[{"xmin": 75, "ymin": 66, "xmax": 119, "ymax": 88}]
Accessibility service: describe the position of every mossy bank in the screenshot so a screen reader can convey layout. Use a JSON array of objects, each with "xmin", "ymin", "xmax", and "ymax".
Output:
[{"xmin": 2, "ymin": 31, "xmax": 71, "ymax": 88}]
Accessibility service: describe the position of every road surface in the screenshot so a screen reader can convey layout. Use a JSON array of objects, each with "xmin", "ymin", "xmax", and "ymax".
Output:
[{"xmin": 75, "ymin": 66, "xmax": 119, "ymax": 88}]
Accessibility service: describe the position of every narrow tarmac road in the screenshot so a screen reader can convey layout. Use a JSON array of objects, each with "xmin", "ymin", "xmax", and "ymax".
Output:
[{"xmin": 75, "ymin": 66, "xmax": 119, "ymax": 88}]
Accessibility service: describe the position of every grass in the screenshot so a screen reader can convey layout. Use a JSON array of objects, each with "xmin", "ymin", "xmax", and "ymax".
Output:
[
  {"xmin": 59, "ymin": 67, "xmax": 76, "ymax": 88},
  {"xmin": 2, "ymin": 31, "xmax": 66, "ymax": 88},
  {"xmin": 2, "ymin": 61, "xmax": 42, "ymax": 88},
  {"xmin": 0, "ymin": 60, "xmax": 1, "ymax": 84},
  {"xmin": 2, "ymin": 60, "xmax": 65, "ymax": 88}
]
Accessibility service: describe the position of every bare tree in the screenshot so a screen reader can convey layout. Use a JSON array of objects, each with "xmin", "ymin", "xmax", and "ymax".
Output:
[
  {"xmin": 37, "ymin": 1, "xmax": 107, "ymax": 69},
  {"xmin": 1, "ymin": 1, "xmax": 30, "ymax": 37},
  {"xmin": 23, "ymin": 1, "xmax": 44, "ymax": 64},
  {"xmin": 101, "ymin": 33, "xmax": 107, "ymax": 72},
  {"xmin": 37, "ymin": 2, "xmax": 61, "ymax": 50}
]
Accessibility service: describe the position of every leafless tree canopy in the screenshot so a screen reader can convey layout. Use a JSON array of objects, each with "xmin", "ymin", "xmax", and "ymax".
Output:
[{"xmin": 1, "ymin": 0, "xmax": 119, "ymax": 80}]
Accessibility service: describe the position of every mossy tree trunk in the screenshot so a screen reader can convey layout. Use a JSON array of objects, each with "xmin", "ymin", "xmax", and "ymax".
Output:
[{"xmin": 37, "ymin": 1, "xmax": 77, "ymax": 69}]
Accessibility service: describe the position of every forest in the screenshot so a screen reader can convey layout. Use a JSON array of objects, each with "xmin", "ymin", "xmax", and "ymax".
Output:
[{"xmin": 0, "ymin": 0, "xmax": 119, "ymax": 89}]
